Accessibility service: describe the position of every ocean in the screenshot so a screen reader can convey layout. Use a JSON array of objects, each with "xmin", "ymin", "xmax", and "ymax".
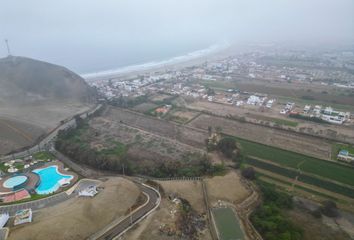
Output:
[{"xmin": 80, "ymin": 42, "xmax": 229, "ymax": 79}]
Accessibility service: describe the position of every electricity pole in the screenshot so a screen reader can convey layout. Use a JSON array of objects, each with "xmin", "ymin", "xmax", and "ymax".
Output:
[{"xmin": 4, "ymin": 39, "xmax": 11, "ymax": 56}]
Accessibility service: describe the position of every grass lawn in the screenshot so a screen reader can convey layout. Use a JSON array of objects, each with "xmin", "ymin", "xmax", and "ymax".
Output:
[
  {"xmin": 212, "ymin": 207, "xmax": 244, "ymax": 240},
  {"xmin": 0, "ymin": 162, "xmax": 9, "ymax": 172},
  {"xmin": 199, "ymin": 80, "xmax": 236, "ymax": 91},
  {"xmin": 231, "ymin": 136, "xmax": 354, "ymax": 186},
  {"xmin": 33, "ymin": 151, "xmax": 55, "ymax": 160}
]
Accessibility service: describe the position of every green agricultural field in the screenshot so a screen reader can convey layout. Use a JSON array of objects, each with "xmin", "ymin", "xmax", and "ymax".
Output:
[
  {"xmin": 259, "ymin": 116, "xmax": 298, "ymax": 127},
  {"xmin": 247, "ymin": 158, "xmax": 354, "ymax": 198},
  {"xmin": 232, "ymin": 136, "xmax": 354, "ymax": 186},
  {"xmin": 212, "ymin": 207, "xmax": 244, "ymax": 240}
]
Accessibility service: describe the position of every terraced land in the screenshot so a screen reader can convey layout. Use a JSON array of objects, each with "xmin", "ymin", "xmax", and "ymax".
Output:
[{"xmin": 225, "ymin": 135, "xmax": 354, "ymax": 204}]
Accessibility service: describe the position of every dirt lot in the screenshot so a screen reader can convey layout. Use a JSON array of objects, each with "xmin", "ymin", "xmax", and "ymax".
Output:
[
  {"xmin": 286, "ymin": 208, "xmax": 352, "ymax": 240},
  {"xmin": 104, "ymin": 107, "xmax": 208, "ymax": 149},
  {"xmin": 188, "ymin": 113, "xmax": 332, "ymax": 160},
  {"xmin": 89, "ymin": 116, "xmax": 204, "ymax": 165},
  {"xmin": 123, "ymin": 180, "xmax": 212, "ymax": 240},
  {"xmin": 157, "ymin": 180, "xmax": 205, "ymax": 213},
  {"xmin": 8, "ymin": 177, "xmax": 140, "ymax": 240},
  {"xmin": 205, "ymin": 171, "xmax": 250, "ymax": 206}
]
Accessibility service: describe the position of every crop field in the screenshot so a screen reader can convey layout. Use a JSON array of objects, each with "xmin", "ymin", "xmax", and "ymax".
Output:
[
  {"xmin": 188, "ymin": 114, "xmax": 331, "ymax": 160},
  {"xmin": 233, "ymin": 136, "xmax": 354, "ymax": 186},
  {"xmin": 257, "ymin": 174, "xmax": 339, "ymax": 202},
  {"xmin": 247, "ymin": 114, "xmax": 299, "ymax": 127},
  {"xmin": 166, "ymin": 109, "xmax": 200, "ymax": 124},
  {"xmin": 245, "ymin": 158, "xmax": 354, "ymax": 198}
]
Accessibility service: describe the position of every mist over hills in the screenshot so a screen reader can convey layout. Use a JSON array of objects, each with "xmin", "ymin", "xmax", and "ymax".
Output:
[{"xmin": 0, "ymin": 55, "xmax": 96, "ymax": 104}]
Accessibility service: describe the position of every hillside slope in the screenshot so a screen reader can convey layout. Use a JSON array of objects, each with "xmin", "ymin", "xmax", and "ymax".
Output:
[
  {"xmin": 0, "ymin": 55, "xmax": 96, "ymax": 155},
  {"xmin": 0, "ymin": 56, "xmax": 95, "ymax": 103}
]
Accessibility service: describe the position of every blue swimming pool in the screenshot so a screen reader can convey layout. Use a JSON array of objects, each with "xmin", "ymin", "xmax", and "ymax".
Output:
[
  {"xmin": 32, "ymin": 166, "xmax": 73, "ymax": 195},
  {"xmin": 3, "ymin": 175, "xmax": 28, "ymax": 189}
]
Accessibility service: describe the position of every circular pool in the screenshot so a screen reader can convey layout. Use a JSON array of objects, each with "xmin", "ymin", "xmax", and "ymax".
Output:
[{"xmin": 3, "ymin": 176, "xmax": 28, "ymax": 189}]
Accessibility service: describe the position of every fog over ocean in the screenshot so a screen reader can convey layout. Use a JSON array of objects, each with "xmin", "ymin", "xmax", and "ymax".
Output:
[{"xmin": 1, "ymin": 0, "xmax": 353, "ymax": 74}]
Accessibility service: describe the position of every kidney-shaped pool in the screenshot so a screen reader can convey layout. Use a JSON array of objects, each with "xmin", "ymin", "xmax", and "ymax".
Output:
[{"xmin": 32, "ymin": 166, "xmax": 73, "ymax": 195}]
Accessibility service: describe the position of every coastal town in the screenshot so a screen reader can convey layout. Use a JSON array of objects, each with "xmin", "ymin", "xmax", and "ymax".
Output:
[{"xmin": 88, "ymin": 50, "xmax": 353, "ymax": 127}]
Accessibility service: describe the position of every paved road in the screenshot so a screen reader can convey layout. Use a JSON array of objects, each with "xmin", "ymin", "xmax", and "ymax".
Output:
[
  {"xmin": 53, "ymin": 150, "xmax": 161, "ymax": 240},
  {"xmin": 94, "ymin": 183, "xmax": 160, "ymax": 240}
]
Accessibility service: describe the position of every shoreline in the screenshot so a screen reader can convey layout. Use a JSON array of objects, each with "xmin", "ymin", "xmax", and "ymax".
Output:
[{"xmin": 82, "ymin": 42, "xmax": 234, "ymax": 81}]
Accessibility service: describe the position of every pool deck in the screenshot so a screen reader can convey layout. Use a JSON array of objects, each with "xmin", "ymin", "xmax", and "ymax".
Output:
[
  {"xmin": 0, "ymin": 179, "xmax": 101, "ymax": 216},
  {"xmin": 0, "ymin": 161, "xmax": 78, "ymax": 196},
  {"xmin": 0, "ymin": 173, "xmax": 39, "ymax": 195}
]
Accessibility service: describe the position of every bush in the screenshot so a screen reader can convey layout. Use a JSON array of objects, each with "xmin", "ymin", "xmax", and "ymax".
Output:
[
  {"xmin": 251, "ymin": 182, "xmax": 302, "ymax": 240},
  {"xmin": 311, "ymin": 208, "xmax": 322, "ymax": 218},
  {"xmin": 321, "ymin": 200, "xmax": 339, "ymax": 218},
  {"xmin": 242, "ymin": 167, "xmax": 256, "ymax": 180}
]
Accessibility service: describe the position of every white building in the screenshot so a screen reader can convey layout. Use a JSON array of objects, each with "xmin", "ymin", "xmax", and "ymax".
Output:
[{"xmin": 247, "ymin": 95, "xmax": 262, "ymax": 105}]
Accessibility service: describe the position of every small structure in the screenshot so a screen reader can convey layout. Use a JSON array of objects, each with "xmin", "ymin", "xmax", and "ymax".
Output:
[
  {"xmin": 7, "ymin": 167, "xmax": 18, "ymax": 173},
  {"xmin": 14, "ymin": 209, "xmax": 32, "ymax": 226},
  {"xmin": 337, "ymin": 150, "xmax": 354, "ymax": 163},
  {"xmin": 0, "ymin": 213, "xmax": 9, "ymax": 228},
  {"xmin": 304, "ymin": 105, "xmax": 311, "ymax": 113},
  {"xmin": 59, "ymin": 178, "xmax": 71, "ymax": 187},
  {"xmin": 266, "ymin": 99, "xmax": 275, "ymax": 108},
  {"xmin": 78, "ymin": 185, "xmax": 98, "ymax": 197}
]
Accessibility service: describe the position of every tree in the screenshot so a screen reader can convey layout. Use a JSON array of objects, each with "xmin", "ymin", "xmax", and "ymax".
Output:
[
  {"xmin": 208, "ymin": 126, "xmax": 212, "ymax": 136},
  {"xmin": 206, "ymin": 87, "xmax": 215, "ymax": 96},
  {"xmin": 321, "ymin": 200, "xmax": 339, "ymax": 218},
  {"xmin": 242, "ymin": 167, "xmax": 256, "ymax": 180},
  {"xmin": 217, "ymin": 137, "xmax": 236, "ymax": 158}
]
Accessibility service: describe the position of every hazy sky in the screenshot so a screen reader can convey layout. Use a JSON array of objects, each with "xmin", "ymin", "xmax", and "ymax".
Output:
[{"xmin": 0, "ymin": 0, "xmax": 353, "ymax": 73}]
